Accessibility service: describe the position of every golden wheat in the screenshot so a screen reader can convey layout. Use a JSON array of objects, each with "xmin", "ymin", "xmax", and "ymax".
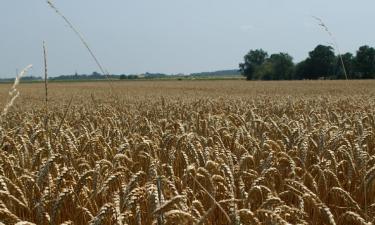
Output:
[{"xmin": 0, "ymin": 80, "xmax": 374, "ymax": 224}]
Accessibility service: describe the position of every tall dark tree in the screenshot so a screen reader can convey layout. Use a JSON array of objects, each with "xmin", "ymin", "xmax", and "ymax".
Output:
[
  {"xmin": 268, "ymin": 53, "xmax": 294, "ymax": 80},
  {"xmin": 91, "ymin": 71, "xmax": 102, "ymax": 76},
  {"xmin": 304, "ymin": 45, "xmax": 336, "ymax": 79},
  {"xmin": 253, "ymin": 53, "xmax": 294, "ymax": 80},
  {"xmin": 253, "ymin": 61, "xmax": 274, "ymax": 80},
  {"xmin": 355, "ymin": 45, "xmax": 375, "ymax": 78},
  {"xmin": 336, "ymin": 53, "xmax": 354, "ymax": 79},
  {"xmin": 239, "ymin": 49, "xmax": 268, "ymax": 80},
  {"xmin": 293, "ymin": 60, "xmax": 307, "ymax": 80}
]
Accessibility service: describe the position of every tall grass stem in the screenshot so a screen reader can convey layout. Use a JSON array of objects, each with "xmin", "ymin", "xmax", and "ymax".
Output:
[
  {"xmin": 43, "ymin": 41, "xmax": 49, "ymax": 134},
  {"xmin": 313, "ymin": 16, "xmax": 348, "ymax": 80}
]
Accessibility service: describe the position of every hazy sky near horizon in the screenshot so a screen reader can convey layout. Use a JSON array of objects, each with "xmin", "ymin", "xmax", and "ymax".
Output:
[{"xmin": 0, "ymin": 0, "xmax": 374, "ymax": 77}]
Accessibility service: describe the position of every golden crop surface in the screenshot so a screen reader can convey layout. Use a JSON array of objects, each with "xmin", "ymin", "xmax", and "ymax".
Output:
[{"xmin": 0, "ymin": 80, "xmax": 374, "ymax": 225}]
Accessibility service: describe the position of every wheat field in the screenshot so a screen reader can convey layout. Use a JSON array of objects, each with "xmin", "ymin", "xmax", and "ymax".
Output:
[{"xmin": 0, "ymin": 80, "xmax": 374, "ymax": 225}]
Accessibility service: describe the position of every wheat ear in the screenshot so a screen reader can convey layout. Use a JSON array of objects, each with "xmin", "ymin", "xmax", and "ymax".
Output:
[{"xmin": 1, "ymin": 64, "xmax": 32, "ymax": 120}]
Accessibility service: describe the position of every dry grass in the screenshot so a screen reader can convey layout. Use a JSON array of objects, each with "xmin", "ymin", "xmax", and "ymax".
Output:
[{"xmin": 0, "ymin": 80, "xmax": 374, "ymax": 225}]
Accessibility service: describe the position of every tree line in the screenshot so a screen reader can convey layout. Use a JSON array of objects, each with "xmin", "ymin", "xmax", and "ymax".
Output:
[{"xmin": 239, "ymin": 45, "xmax": 375, "ymax": 80}]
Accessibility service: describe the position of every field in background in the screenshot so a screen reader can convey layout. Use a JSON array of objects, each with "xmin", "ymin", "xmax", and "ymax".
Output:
[
  {"xmin": 1, "ymin": 80, "xmax": 374, "ymax": 105},
  {"xmin": 0, "ymin": 80, "xmax": 374, "ymax": 224}
]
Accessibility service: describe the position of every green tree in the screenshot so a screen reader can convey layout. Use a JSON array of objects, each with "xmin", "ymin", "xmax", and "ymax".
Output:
[
  {"xmin": 91, "ymin": 71, "xmax": 102, "ymax": 76},
  {"xmin": 304, "ymin": 45, "xmax": 336, "ymax": 79},
  {"xmin": 293, "ymin": 60, "xmax": 308, "ymax": 80},
  {"xmin": 253, "ymin": 61, "xmax": 274, "ymax": 80},
  {"xmin": 336, "ymin": 53, "xmax": 354, "ymax": 79},
  {"xmin": 253, "ymin": 53, "xmax": 295, "ymax": 80},
  {"xmin": 268, "ymin": 53, "xmax": 294, "ymax": 80},
  {"xmin": 239, "ymin": 49, "xmax": 268, "ymax": 80},
  {"xmin": 355, "ymin": 45, "xmax": 375, "ymax": 78}
]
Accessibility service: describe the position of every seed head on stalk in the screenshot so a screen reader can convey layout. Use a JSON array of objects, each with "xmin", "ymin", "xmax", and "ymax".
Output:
[
  {"xmin": 1, "ymin": 64, "xmax": 33, "ymax": 120},
  {"xmin": 312, "ymin": 16, "xmax": 348, "ymax": 80}
]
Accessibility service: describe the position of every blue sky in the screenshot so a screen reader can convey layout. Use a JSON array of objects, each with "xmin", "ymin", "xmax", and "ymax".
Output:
[{"xmin": 0, "ymin": 0, "xmax": 374, "ymax": 77}]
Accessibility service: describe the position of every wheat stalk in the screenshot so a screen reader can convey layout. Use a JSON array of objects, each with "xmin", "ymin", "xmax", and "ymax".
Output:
[
  {"xmin": 312, "ymin": 16, "xmax": 348, "ymax": 80},
  {"xmin": 1, "ymin": 64, "xmax": 32, "ymax": 120},
  {"xmin": 43, "ymin": 41, "xmax": 49, "ymax": 136}
]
